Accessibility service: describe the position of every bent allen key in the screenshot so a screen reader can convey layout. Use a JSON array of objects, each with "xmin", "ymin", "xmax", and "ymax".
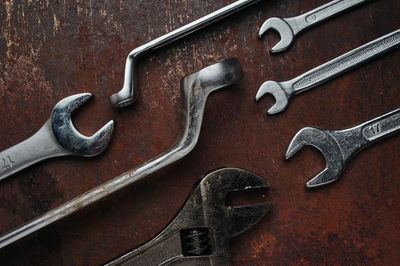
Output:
[
  {"xmin": 0, "ymin": 93, "xmax": 114, "ymax": 181},
  {"xmin": 256, "ymin": 29, "xmax": 400, "ymax": 115},
  {"xmin": 109, "ymin": 0, "xmax": 260, "ymax": 108},
  {"xmin": 105, "ymin": 168, "xmax": 271, "ymax": 266},
  {"xmin": 259, "ymin": 0, "xmax": 370, "ymax": 53},
  {"xmin": 0, "ymin": 58, "xmax": 244, "ymax": 249},
  {"xmin": 286, "ymin": 108, "xmax": 400, "ymax": 188}
]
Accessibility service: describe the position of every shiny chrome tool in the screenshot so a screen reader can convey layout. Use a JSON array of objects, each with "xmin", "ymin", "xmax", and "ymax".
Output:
[
  {"xmin": 0, "ymin": 58, "xmax": 244, "ymax": 249},
  {"xmin": 0, "ymin": 93, "xmax": 114, "ymax": 181},
  {"xmin": 105, "ymin": 167, "xmax": 271, "ymax": 266},
  {"xmin": 286, "ymin": 108, "xmax": 400, "ymax": 188},
  {"xmin": 258, "ymin": 0, "xmax": 370, "ymax": 53},
  {"xmin": 109, "ymin": 0, "xmax": 260, "ymax": 108},
  {"xmin": 256, "ymin": 29, "xmax": 400, "ymax": 115}
]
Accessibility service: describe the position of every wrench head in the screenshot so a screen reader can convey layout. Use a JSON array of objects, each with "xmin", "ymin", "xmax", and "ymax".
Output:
[
  {"xmin": 286, "ymin": 127, "xmax": 345, "ymax": 188},
  {"xmin": 51, "ymin": 93, "xmax": 114, "ymax": 156},
  {"xmin": 255, "ymin": 80, "xmax": 289, "ymax": 114},
  {"xmin": 258, "ymin": 17, "xmax": 294, "ymax": 53}
]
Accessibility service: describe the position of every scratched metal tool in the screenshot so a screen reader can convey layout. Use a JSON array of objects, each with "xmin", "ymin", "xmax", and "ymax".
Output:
[
  {"xmin": 109, "ymin": 0, "xmax": 260, "ymax": 108},
  {"xmin": 286, "ymin": 108, "xmax": 400, "ymax": 188},
  {"xmin": 256, "ymin": 29, "xmax": 400, "ymax": 114},
  {"xmin": 0, "ymin": 93, "xmax": 114, "ymax": 181},
  {"xmin": 259, "ymin": 0, "xmax": 370, "ymax": 53},
  {"xmin": 0, "ymin": 58, "xmax": 244, "ymax": 249},
  {"xmin": 105, "ymin": 168, "xmax": 271, "ymax": 265}
]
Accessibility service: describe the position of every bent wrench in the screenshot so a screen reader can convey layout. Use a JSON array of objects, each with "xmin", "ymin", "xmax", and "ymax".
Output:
[
  {"xmin": 109, "ymin": 0, "xmax": 260, "ymax": 108},
  {"xmin": 105, "ymin": 168, "xmax": 271, "ymax": 265},
  {"xmin": 256, "ymin": 29, "xmax": 400, "ymax": 114},
  {"xmin": 0, "ymin": 58, "xmax": 244, "ymax": 249},
  {"xmin": 286, "ymin": 108, "xmax": 400, "ymax": 188},
  {"xmin": 259, "ymin": 0, "xmax": 370, "ymax": 53},
  {"xmin": 0, "ymin": 93, "xmax": 114, "ymax": 181}
]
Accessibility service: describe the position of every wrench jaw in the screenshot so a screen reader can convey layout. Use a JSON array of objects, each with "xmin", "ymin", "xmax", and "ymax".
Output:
[
  {"xmin": 258, "ymin": 17, "xmax": 294, "ymax": 53},
  {"xmin": 286, "ymin": 127, "xmax": 344, "ymax": 188},
  {"xmin": 255, "ymin": 80, "xmax": 289, "ymax": 115},
  {"xmin": 51, "ymin": 93, "xmax": 114, "ymax": 157}
]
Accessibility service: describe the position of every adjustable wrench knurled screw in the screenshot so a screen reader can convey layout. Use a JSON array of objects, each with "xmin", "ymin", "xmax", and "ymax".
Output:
[
  {"xmin": 105, "ymin": 167, "xmax": 271, "ymax": 266},
  {"xmin": 0, "ymin": 93, "xmax": 114, "ymax": 181}
]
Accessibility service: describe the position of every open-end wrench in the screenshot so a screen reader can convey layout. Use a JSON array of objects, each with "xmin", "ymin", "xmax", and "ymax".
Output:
[
  {"xmin": 0, "ymin": 58, "xmax": 244, "ymax": 249},
  {"xmin": 105, "ymin": 167, "xmax": 271, "ymax": 266},
  {"xmin": 109, "ymin": 0, "xmax": 260, "ymax": 108},
  {"xmin": 256, "ymin": 29, "xmax": 400, "ymax": 115},
  {"xmin": 286, "ymin": 108, "xmax": 400, "ymax": 188},
  {"xmin": 0, "ymin": 93, "xmax": 114, "ymax": 181},
  {"xmin": 258, "ymin": 0, "xmax": 370, "ymax": 53}
]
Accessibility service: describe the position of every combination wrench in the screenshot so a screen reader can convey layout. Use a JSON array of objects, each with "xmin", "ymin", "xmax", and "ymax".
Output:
[
  {"xmin": 286, "ymin": 108, "xmax": 400, "ymax": 188},
  {"xmin": 109, "ymin": 0, "xmax": 260, "ymax": 108},
  {"xmin": 0, "ymin": 93, "xmax": 114, "ymax": 181},
  {"xmin": 259, "ymin": 0, "xmax": 370, "ymax": 53},
  {"xmin": 105, "ymin": 168, "xmax": 271, "ymax": 265},
  {"xmin": 256, "ymin": 29, "xmax": 400, "ymax": 115},
  {"xmin": 0, "ymin": 58, "xmax": 244, "ymax": 249}
]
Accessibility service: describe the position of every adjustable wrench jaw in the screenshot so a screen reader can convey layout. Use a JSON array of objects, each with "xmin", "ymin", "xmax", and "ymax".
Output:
[
  {"xmin": 51, "ymin": 93, "xmax": 114, "ymax": 156},
  {"xmin": 286, "ymin": 127, "xmax": 344, "ymax": 188},
  {"xmin": 106, "ymin": 168, "xmax": 271, "ymax": 265},
  {"xmin": 258, "ymin": 17, "xmax": 295, "ymax": 53}
]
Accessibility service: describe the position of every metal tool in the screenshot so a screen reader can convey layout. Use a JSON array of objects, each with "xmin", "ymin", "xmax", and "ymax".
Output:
[
  {"xmin": 109, "ymin": 0, "xmax": 260, "ymax": 108},
  {"xmin": 0, "ymin": 58, "xmax": 244, "ymax": 249},
  {"xmin": 256, "ymin": 29, "xmax": 400, "ymax": 114},
  {"xmin": 258, "ymin": 0, "xmax": 370, "ymax": 53},
  {"xmin": 286, "ymin": 108, "xmax": 400, "ymax": 188},
  {"xmin": 105, "ymin": 167, "xmax": 271, "ymax": 266},
  {"xmin": 0, "ymin": 93, "xmax": 114, "ymax": 181}
]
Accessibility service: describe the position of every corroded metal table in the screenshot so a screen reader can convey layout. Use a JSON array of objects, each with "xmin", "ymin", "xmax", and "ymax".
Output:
[{"xmin": 0, "ymin": 0, "xmax": 399, "ymax": 265}]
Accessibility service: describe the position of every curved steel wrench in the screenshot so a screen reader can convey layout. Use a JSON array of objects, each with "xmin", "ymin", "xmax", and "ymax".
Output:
[
  {"xmin": 0, "ymin": 58, "xmax": 244, "ymax": 249},
  {"xmin": 105, "ymin": 168, "xmax": 271, "ymax": 265},
  {"xmin": 256, "ymin": 29, "xmax": 400, "ymax": 114},
  {"xmin": 286, "ymin": 108, "xmax": 400, "ymax": 188},
  {"xmin": 0, "ymin": 93, "xmax": 114, "ymax": 181},
  {"xmin": 109, "ymin": 0, "xmax": 260, "ymax": 108},
  {"xmin": 259, "ymin": 0, "xmax": 370, "ymax": 53}
]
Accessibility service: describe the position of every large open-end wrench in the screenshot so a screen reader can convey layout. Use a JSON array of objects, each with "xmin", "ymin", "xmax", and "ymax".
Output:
[
  {"xmin": 0, "ymin": 58, "xmax": 244, "ymax": 249},
  {"xmin": 256, "ymin": 29, "xmax": 400, "ymax": 115},
  {"xmin": 0, "ymin": 93, "xmax": 114, "ymax": 181},
  {"xmin": 286, "ymin": 108, "xmax": 400, "ymax": 188},
  {"xmin": 109, "ymin": 0, "xmax": 260, "ymax": 108},
  {"xmin": 105, "ymin": 167, "xmax": 271, "ymax": 266},
  {"xmin": 259, "ymin": 0, "xmax": 370, "ymax": 53}
]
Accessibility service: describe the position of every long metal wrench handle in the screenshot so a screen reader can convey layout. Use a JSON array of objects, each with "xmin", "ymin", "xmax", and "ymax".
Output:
[
  {"xmin": 109, "ymin": 0, "xmax": 260, "ymax": 108},
  {"xmin": 337, "ymin": 108, "xmax": 400, "ymax": 162},
  {"xmin": 0, "ymin": 58, "xmax": 244, "ymax": 250},
  {"xmin": 287, "ymin": 29, "xmax": 400, "ymax": 95},
  {"xmin": 285, "ymin": 0, "xmax": 369, "ymax": 36},
  {"xmin": 0, "ymin": 121, "xmax": 71, "ymax": 181}
]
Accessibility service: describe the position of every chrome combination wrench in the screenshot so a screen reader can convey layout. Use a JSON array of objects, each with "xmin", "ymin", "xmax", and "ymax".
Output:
[
  {"xmin": 256, "ymin": 29, "xmax": 400, "ymax": 115},
  {"xmin": 259, "ymin": 0, "xmax": 370, "ymax": 53},
  {"xmin": 286, "ymin": 108, "xmax": 400, "ymax": 188}
]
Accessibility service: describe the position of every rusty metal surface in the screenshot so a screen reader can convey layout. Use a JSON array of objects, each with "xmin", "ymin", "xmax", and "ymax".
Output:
[{"xmin": 0, "ymin": 0, "xmax": 399, "ymax": 265}]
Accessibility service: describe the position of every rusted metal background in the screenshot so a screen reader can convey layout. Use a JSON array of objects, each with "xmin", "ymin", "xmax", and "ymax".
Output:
[{"xmin": 0, "ymin": 0, "xmax": 399, "ymax": 265}]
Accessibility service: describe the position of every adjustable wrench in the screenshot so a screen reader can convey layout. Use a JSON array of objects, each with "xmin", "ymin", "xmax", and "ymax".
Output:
[
  {"xmin": 105, "ymin": 167, "xmax": 271, "ymax": 265},
  {"xmin": 286, "ymin": 108, "xmax": 400, "ymax": 188},
  {"xmin": 0, "ymin": 58, "xmax": 244, "ymax": 249},
  {"xmin": 0, "ymin": 93, "xmax": 114, "ymax": 181},
  {"xmin": 259, "ymin": 0, "xmax": 370, "ymax": 53},
  {"xmin": 256, "ymin": 29, "xmax": 400, "ymax": 114},
  {"xmin": 109, "ymin": 0, "xmax": 260, "ymax": 108}
]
